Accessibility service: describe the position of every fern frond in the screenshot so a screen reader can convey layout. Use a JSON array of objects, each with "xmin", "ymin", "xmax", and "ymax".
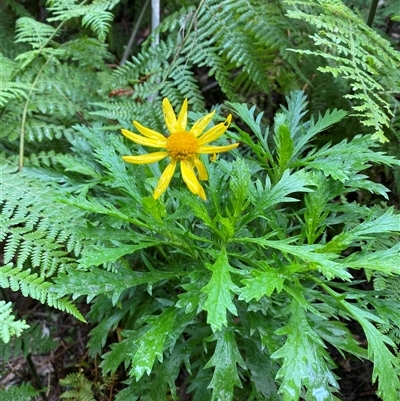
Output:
[
  {"xmin": 62, "ymin": 37, "xmax": 112, "ymax": 68},
  {"xmin": 0, "ymin": 382, "xmax": 40, "ymax": 401},
  {"xmin": 184, "ymin": 0, "xmax": 302, "ymax": 98},
  {"xmin": 59, "ymin": 372, "xmax": 96, "ymax": 401},
  {"xmin": 162, "ymin": 59, "xmax": 205, "ymax": 109},
  {"xmin": 81, "ymin": 9, "xmax": 114, "ymax": 43},
  {"xmin": 1, "ymin": 163, "xmax": 83, "ymax": 276},
  {"xmin": 0, "ymin": 4, "xmax": 30, "ymax": 59},
  {"xmin": 0, "ymin": 53, "xmax": 31, "ymax": 107},
  {"xmin": 0, "ymin": 300, "xmax": 30, "ymax": 343},
  {"xmin": 285, "ymin": 0, "xmax": 400, "ymax": 142},
  {"xmin": 102, "ymin": 38, "xmax": 174, "ymax": 92},
  {"xmin": 193, "ymin": 0, "xmax": 271, "ymax": 94},
  {"xmin": 47, "ymin": 0, "xmax": 119, "ymax": 42},
  {"xmin": 0, "ymin": 82, "xmax": 31, "ymax": 108},
  {"xmin": 0, "ymin": 57, "xmax": 106, "ymax": 142},
  {"xmin": 15, "ymin": 17, "xmax": 58, "ymax": 48},
  {"xmin": 0, "ymin": 321, "xmax": 59, "ymax": 362},
  {"xmin": 0, "ymin": 264, "xmax": 86, "ymax": 322}
]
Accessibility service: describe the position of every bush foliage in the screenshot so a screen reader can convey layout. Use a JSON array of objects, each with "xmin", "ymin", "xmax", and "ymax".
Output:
[{"xmin": 1, "ymin": 0, "xmax": 400, "ymax": 400}]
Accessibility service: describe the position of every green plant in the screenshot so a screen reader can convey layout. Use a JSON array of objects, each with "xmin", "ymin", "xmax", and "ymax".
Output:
[
  {"xmin": 0, "ymin": 382, "xmax": 40, "ymax": 401},
  {"xmin": 286, "ymin": 0, "xmax": 400, "ymax": 143},
  {"xmin": 1, "ymin": 0, "xmax": 400, "ymax": 400},
  {"xmin": 59, "ymin": 372, "xmax": 100, "ymax": 401},
  {"xmin": 0, "ymin": 301, "xmax": 29, "ymax": 344},
  {"xmin": 48, "ymin": 92, "xmax": 399, "ymax": 400}
]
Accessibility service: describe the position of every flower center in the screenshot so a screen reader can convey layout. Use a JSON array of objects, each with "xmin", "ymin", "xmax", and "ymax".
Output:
[{"xmin": 166, "ymin": 131, "xmax": 199, "ymax": 161}]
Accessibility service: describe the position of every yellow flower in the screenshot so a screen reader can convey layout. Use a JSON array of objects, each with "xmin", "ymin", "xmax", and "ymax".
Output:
[{"xmin": 121, "ymin": 98, "xmax": 238, "ymax": 200}]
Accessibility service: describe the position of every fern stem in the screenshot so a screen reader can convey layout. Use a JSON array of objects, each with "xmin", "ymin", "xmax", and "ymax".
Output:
[
  {"xmin": 18, "ymin": 0, "xmax": 88, "ymax": 170},
  {"xmin": 161, "ymin": 0, "xmax": 206, "ymax": 85},
  {"xmin": 19, "ymin": 55, "xmax": 54, "ymax": 171},
  {"xmin": 120, "ymin": 0, "xmax": 150, "ymax": 66},
  {"xmin": 26, "ymin": 353, "xmax": 49, "ymax": 401},
  {"xmin": 366, "ymin": 0, "xmax": 379, "ymax": 27}
]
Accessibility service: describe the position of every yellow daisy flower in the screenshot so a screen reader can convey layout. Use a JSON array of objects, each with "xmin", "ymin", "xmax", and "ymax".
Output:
[{"xmin": 121, "ymin": 98, "xmax": 239, "ymax": 200}]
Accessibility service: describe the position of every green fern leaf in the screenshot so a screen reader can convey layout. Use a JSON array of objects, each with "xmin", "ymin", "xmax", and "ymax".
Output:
[
  {"xmin": 285, "ymin": 0, "xmax": 400, "ymax": 142},
  {"xmin": 1, "ymin": 163, "xmax": 83, "ymax": 276},
  {"xmin": 0, "ymin": 382, "xmax": 40, "ymax": 401},
  {"xmin": 0, "ymin": 264, "xmax": 86, "ymax": 322},
  {"xmin": 60, "ymin": 372, "xmax": 96, "ymax": 401},
  {"xmin": 15, "ymin": 17, "xmax": 58, "ymax": 48},
  {"xmin": 0, "ymin": 300, "xmax": 30, "ymax": 343},
  {"xmin": 47, "ymin": 0, "xmax": 118, "ymax": 42}
]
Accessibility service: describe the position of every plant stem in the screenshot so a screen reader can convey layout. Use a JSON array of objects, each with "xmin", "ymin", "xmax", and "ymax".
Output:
[
  {"xmin": 19, "ymin": 55, "xmax": 54, "ymax": 171},
  {"xmin": 161, "ymin": 0, "xmax": 205, "ymax": 85},
  {"xmin": 366, "ymin": 0, "xmax": 379, "ymax": 27},
  {"xmin": 120, "ymin": 0, "xmax": 150, "ymax": 66},
  {"xmin": 26, "ymin": 353, "xmax": 49, "ymax": 401},
  {"xmin": 18, "ymin": 0, "xmax": 87, "ymax": 170}
]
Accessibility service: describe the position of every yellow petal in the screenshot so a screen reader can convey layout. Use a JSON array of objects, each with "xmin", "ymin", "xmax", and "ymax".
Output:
[
  {"xmin": 197, "ymin": 184, "xmax": 207, "ymax": 200},
  {"xmin": 198, "ymin": 143, "xmax": 239, "ymax": 154},
  {"xmin": 122, "ymin": 152, "xmax": 168, "ymax": 164},
  {"xmin": 181, "ymin": 160, "xmax": 201, "ymax": 196},
  {"xmin": 154, "ymin": 160, "xmax": 177, "ymax": 199},
  {"xmin": 162, "ymin": 98, "xmax": 178, "ymax": 134},
  {"xmin": 191, "ymin": 110, "xmax": 215, "ymax": 137},
  {"xmin": 132, "ymin": 121, "xmax": 167, "ymax": 141},
  {"xmin": 193, "ymin": 157, "xmax": 208, "ymax": 181},
  {"xmin": 121, "ymin": 129, "xmax": 166, "ymax": 148},
  {"xmin": 176, "ymin": 99, "xmax": 188, "ymax": 132},
  {"xmin": 197, "ymin": 115, "xmax": 232, "ymax": 145}
]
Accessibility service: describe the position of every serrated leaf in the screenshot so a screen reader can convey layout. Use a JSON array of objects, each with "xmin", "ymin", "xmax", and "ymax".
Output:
[
  {"xmin": 244, "ymin": 338, "xmax": 279, "ymax": 399},
  {"xmin": 149, "ymin": 342, "xmax": 192, "ymax": 400},
  {"xmin": 303, "ymin": 135, "xmax": 400, "ymax": 182},
  {"xmin": 341, "ymin": 301, "xmax": 400, "ymax": 401},
  {"xmin": 205, "ymin": 328, "xmax": 245, "ymax": 401},
  {"xmin": 229, "ymin": 158, "xmax": 251, "ymax": 217},
  {"xmin": 309, "ymin": 316, "xmax": 368, "ymax": 360},
  {"xmin": 271, "ymin": 300, "xmax": 339, "ymax": 400},
  {"xmin": 227, "ymin": 103, "xmax": 265, "ymax": 139},
  {"xmin": 129, "ymin": 307, "xmax": 177, "ymax": 380},
  {"xmin": 306, "ymin": 159, "xmax": 350, "ymax": 182},
  {"xmin": 346, "ymin": 174, "xmax": 389, "ymax": 199},
  {"xmin": 176, "ymin": 272, "xmax": 208, "ymax": 314},
  {"xmin": 201, "ymin": 248, "xmax": 238, "ymax": 331},
  {"xmin": 323, "ymin": 207, "xmax": 400, "ymax": 253},
  {"xmin": 242, "ymin": 238, "xmax": 352, "ymax": 281},
  {"xmin": 268, "ymin": 169, "xmax": 315, "ymax": 204},
  {"xmin": 79, "ymin": 242, "xmax": 161, "ymax": 267},
  {"xmin": 239, "ymin": 268, "xmax": 285, "ymax": 302},
  {"xmin": 248, "ymin": 169, "xmax": 314, "ymax": 223},
  {"xmin": 274, "ymin": 118, "xmax": 294, "ymax": 175},
  {"xmin": 294, "ymin": 108, "xmax": 348, "ymax": 155},
  {"xmin": 52, "ymin": 266, "xmax": 182, "ymax": 304},
  {"xmin": 344, "ymin": 243, "xmax": 400, "ymax": 273},
  {"xmin": 101, "ymin": 329, "xmax": 137, "ymax": 374},
  {"xmin": 303, "ymin": 171, "xmax": 336, "ymax": 244}
]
